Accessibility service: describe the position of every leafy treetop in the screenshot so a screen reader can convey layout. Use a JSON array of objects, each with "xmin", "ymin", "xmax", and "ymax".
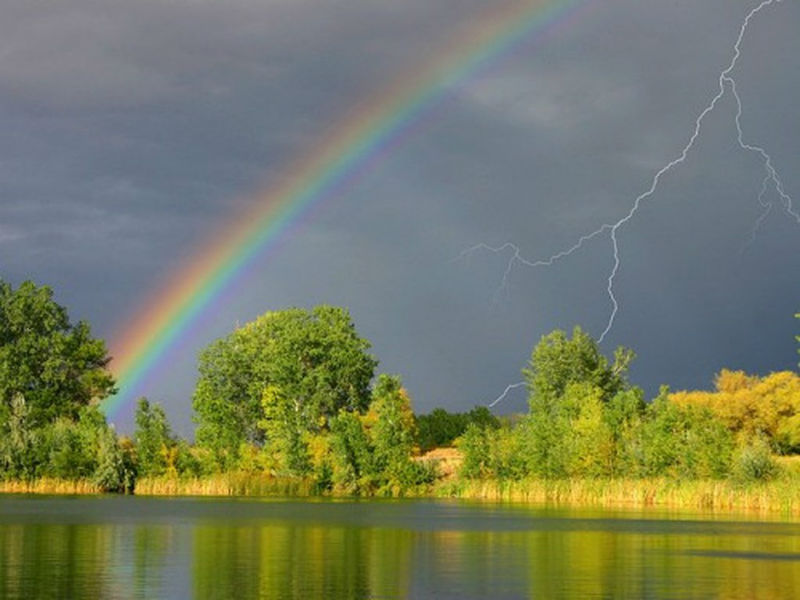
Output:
[
  {"xmin": 193, "ymin": 305, "xmax": 377, "ymax": 463},
  {"xmin": 0, "ymin": 279, "xmax": 115, "ymax": 427},
  {"xmin": 523, "ymin": 325, "xmax": 634, "ymax": 408}
]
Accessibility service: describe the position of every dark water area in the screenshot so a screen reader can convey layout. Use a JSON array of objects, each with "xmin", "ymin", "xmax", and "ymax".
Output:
[{"xmin": 1, "ymin": 495, "xmax": 799, "ymax": 599}]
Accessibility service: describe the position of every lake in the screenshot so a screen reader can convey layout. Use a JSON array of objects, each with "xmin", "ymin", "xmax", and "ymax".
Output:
[{"xmin": 1, "ymin": 496, "xmax": 799, "ymax": 599}]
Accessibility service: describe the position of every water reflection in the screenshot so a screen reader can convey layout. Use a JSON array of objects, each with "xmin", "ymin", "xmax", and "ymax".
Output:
[
  {"xmin": 192, "ymin": 524, "xmax": 413, "ymax": 599},
  {"xmin": 1, "ymin": 496, "xmax": 799, "ymax": 599},
  {"xmin": 0, "ymin": 523, "xmax": 112, "ymax": 598}
]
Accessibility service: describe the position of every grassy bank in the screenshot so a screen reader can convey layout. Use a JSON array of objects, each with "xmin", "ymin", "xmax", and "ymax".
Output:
[
  {"xmin": 0, "ymin": 478, "xmax": 100, "ymax": 495},
  {"xmin": 112, "ymin": 472, "xmax": 800, "ymax": 515},
  {"xmin": 115, "ymin": 473, "xmax": 800, "ymax": 515},
  {"xmin": 436, "ymin": 477, "xmax": 800, "ymax": 514},
  {"xmin": 3, "ymin": 474, "xmax": 799, "ymax": 515},
  {"xmin": 134, "ymin": 473, "xmax": 315, "ymax": 497}
]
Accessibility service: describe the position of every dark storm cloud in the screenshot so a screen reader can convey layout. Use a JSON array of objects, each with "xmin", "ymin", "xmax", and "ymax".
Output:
[
  {"xmin": 0, "ymin": 0, "xmax": 490, "ymax": 275},
  {"xmin": 1, "ymin": 0, "xmax": 798, "ymax": 432}
]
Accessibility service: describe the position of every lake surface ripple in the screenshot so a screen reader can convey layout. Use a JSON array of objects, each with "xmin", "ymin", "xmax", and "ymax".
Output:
[{"xmin": 1, "ymin": 495, "xmax": 799, "ymax": 599}]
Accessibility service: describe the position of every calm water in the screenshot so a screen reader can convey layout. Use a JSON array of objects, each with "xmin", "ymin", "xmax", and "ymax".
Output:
[{"xmin": 1, "ymin": 496, "xmax": 800, "ymax": 599}]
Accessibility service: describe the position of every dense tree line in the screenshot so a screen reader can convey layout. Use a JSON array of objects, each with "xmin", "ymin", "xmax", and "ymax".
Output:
[
  {"xmin": 1, "ymin": 277, "xmax": 798, "ymax": 494},
  {"xmin": 415, "ymin": 406, "xmax": 500, "ymax": 452},
  {"xmin": 192, "ymin": 306, "xmax": 378, "ymax": 471},
  {"xmin": 0, "ymin": 280, "xmax": 133, "ymax": 491},
  {"xmin": 671, "ymin": 370, "xmax": 800, "ymax": 453},
  {"xmin": 130, "ymin": 312, "xmax": 800, "ymax": 489},
  {"xmin": 187, "ymin": 307, "xmax": 434, "ymax": 493},
  {"xmin": 458, "ymin": 327, "xmax": 787, "ymax": 483}
]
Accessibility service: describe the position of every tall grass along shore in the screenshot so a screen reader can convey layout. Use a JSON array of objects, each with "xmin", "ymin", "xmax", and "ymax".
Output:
[{"xmin": 5, "ymin": 473, "xmax": 799, "ymax": 517}]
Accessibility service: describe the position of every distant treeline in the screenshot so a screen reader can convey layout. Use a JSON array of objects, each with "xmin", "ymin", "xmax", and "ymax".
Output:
[
  {"xmin": 1, "ymin": 278, "xmax": 799, "ymax": 499},
  {"xmin": 416, "ymin": 406, "xmax": 500, "ymax": 452}
]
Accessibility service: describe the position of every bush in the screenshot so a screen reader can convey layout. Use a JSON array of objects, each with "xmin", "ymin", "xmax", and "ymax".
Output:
[
  {"xmin": 174, "ymin": 439, "xmax": 203, "ymax": 477},
  {"xmin": 93, "ymin": 429, "xmax": 128, "ymax": 493},
  {"xmin": 487, "ymin": 427, "xmax": 528, "ymax": 480},
  {"xmin": 44, "ymin": 418, "xmax": 93, "ymax": 479},
  {"xmin": 639, "ymin": 393, "xmax": 734, "ymax": 479},
  {"xmin": 776, "ymin": 414, "xmax": 800, "ymax": 454},
  {"xmin": 457, "ymin": 424, "xmax": 490, "ymax": 479},
  {"xmin": 392, "ymin": 459, "xmax": 438, "ymax": 489},
  {"xmin": 731, "ymin": 438, "xmax": 780, "ymax": 483},
  {"xmin": 329, "ymin": 410, "xmax": 374, "ymax": 494}
]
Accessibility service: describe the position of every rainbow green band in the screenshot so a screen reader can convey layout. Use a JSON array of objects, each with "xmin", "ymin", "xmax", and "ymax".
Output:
[{"xmin": 103, "ymin": 0, "xmax": 589, "ymax": 419}]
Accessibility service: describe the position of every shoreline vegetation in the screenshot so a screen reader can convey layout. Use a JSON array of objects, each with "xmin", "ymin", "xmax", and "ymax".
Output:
[
  {"xmin": 127, "ymin": 467, "xmax": 800, "ymax": 516},
  {"xmin": 2, "ymin": 279, "xmax": 800, "ymax": 517},
  {"xmin": 5, "ymin": 470, "xmax": 800, "ymax": 516}
]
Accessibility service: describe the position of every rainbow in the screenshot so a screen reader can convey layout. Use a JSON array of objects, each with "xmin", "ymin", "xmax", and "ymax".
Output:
[{"xmin": 103, "ymin": 0, "xmax": 590, "ymax": 419}]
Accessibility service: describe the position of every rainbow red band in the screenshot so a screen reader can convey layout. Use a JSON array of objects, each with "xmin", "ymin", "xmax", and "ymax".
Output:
[{"xmin": 103, "ymin": 0, "xmax": 588, "ymax": 419}]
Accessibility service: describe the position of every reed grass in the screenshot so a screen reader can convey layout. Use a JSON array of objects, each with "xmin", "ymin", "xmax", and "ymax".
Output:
[
  {"xmin": 435, "ymin": 477, "xmax": 800, "ymax": 514},
  {"xmin": 134, "ymin": 474, "xmax": 800, "ymax": 514},
  {"xmin": 0, "ymin": 478, "xmax": 100, "ymax": 495},
  {"xmin": 3, "ymin": 474, "xmax": 799, "ymax": 515},
  {"xmin": 134, "ymin": 473, "xmax": 314, "ymax": 497}
]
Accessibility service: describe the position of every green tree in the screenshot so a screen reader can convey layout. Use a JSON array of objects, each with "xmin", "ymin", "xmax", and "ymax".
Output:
[
  {"xmin": 173, "ymin": 439, "xmax": 202, "ymax": 477},
  {"xmin": 93, "ymin": 427, "xmax": 132, "ymax": 493},
  {"xmin": 639, "ymin": 388, "xmax": 734, "ymax": 479},
  {"xmin": 193, "ymin": 306, "xmax": 377, "ymax": 468},
  {"xmin": 416, "ymin": 406, "xmax": 500, "ymax": 452},
  {"xmin": 44, "ymin": 417, "xmax": 90, "ymax": 479},
  {"xmin": 523, "ymin": 326, "xmax": 634, "ymax": 408},
  {"xmin": 467, "ymin": 406, "xmax": 501, "ymax": 430},
  {"xmin": 522, "ymin": 327, "xmax": 637, "ymax": 478},
  {"xmin": 416, "ymin": 408, "xmax": 464, "ymax": 451},
  {"xmin": 486, "ymin": 426, "xmax": 528, "ymax": 480},
  {"xmin": 458, "ymin": 423, "xmax": 490, "ymax": 479},
  {"xmin": 329, "ymin": 410, "xmax": 374, "ymax": 494},
  {"xmin": 0, "ymin": 394, "xmax": 38, "ymax": 479},
  {"xmin": 562, "ymin": 383, "xmax": 614, "ymax": 477},
  {"xmin": 134, "ymin": 398, "xmax": 173, "ymax": 478},
  {"xmin": 0, "ymin": 280, "xmax": 115, "ymax": 428},
  {"xmin": 34, "ymin": 404, "xmax": 124, "ymax": 483},
  {"xmin": 258, "ymin": 385, "xmax": 311, "ymax": 476},
  {"xmin": 524, "ymin": 392, "xmax": 574, "ymax": 478},
  {"xmin": 367, "ymin": 375, "xmax": 417, "ymax": 487},
  {"xmin": 604, "ymin": 387, "xmax": 646, "ymax": 475}
]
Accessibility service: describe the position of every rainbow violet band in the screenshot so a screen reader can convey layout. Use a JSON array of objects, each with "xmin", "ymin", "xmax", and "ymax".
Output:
[{"xmin": 103, "ymin": 0, "xmax": 588, "ymax": 419}]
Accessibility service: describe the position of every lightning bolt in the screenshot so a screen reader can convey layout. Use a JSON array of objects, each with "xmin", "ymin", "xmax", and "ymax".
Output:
[
  {"xmin": 742, "ymin": 173, "xmax": 774, "ymax": 253},
  {"xmin": 456, "ymin": 226, "xmax": 611, "ymax": 305},
  {"xmin": 462, "ymin": 0, "xmax": 797, "ymax": 407},
  {"xmin": 488, "ymin": 381, "xmax": 527, "ymax": 408}
]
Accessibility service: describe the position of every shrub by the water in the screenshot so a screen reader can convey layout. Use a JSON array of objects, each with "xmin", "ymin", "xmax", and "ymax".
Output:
[
  {"xmin": 458, "ymin": 423, "xmax": 491, "ymax": 479},
  {"xmin": 731, "ymin": 438, "xmax": 780, "ymax": 483}
]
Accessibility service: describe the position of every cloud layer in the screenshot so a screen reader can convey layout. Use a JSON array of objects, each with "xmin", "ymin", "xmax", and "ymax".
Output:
[{"xmin": 2, "ymin": 0, "xmax": 798, "ymax": 433}]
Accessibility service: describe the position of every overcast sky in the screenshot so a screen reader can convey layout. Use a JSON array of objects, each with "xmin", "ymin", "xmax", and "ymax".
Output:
[{"xmin": 2, "ymin": 0, "xmax": 798, "ymax": 434}]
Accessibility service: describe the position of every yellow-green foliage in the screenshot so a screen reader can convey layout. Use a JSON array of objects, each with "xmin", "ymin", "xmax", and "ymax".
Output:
[
  {"xmin": 306, "ymin": 431, "xmax": 332, "ymax": 476},
  {"xmin": 0, "ymin": 478, "xmax": 101, "ymax": 495},
  {"xmin": 135, "ymin": 473, "xmax": 313, "ymax": 497},
  {"xmin": 440, "ymin": 476, "xmax": 800, "ymax": 514},
  {"xmin": 671, "ymin": 370, "xmax": 800, "ymax": 449},
  {"xmin": 9, "ymin": 473, "xmax": 800, "ymax": 515},
  {"xmin": 258, "ymin": 385, "xmax": 312, "ymax": 476},
  {"xmin": 237, "ymin": 442, "xmax": 276, "ymax": 474},
  {"xmin": 486, "ymin": 427, "xmax": 527, "ymax": 480},
  {"xmin": 565, "ymin": 386, "xmax": 615, "ymax": 477}
]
